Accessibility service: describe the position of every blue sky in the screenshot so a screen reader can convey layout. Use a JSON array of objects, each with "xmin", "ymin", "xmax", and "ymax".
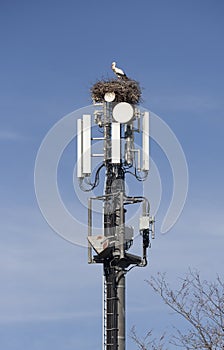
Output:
[{"xmin": 0, "ymin": 0, "xmax": 224, "ymax": 349}]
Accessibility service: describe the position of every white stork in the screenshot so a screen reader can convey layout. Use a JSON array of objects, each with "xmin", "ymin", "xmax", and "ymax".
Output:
[{"xmin": 111, "ymin": 61, "xmax": 128, "ymax": 79}]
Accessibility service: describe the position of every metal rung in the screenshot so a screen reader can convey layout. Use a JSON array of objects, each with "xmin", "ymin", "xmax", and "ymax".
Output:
[{"xmin": 106, "ymin": 313, "xmax": 117, "ymax": 316}]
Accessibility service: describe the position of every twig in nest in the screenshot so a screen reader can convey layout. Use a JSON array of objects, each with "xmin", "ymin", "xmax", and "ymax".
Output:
[{"xmin": 90, "ymin": 78, "xmax": 142, "ymax": 105}]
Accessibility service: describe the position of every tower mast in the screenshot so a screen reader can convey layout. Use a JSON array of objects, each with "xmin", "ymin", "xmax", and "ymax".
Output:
[{"xmin": 77, "ymin": 70, "xmax": 155, "ymax": 350}]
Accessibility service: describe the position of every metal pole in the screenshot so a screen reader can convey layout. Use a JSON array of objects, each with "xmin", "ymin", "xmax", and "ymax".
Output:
[
  {"xmin": 117, "ymin": 192, "xmax": 125, "ymax": 350},
  {"xmin": 103, "ymin": 162, "xmax": 126, "ymax": 350},
  {"xmin": 104, "ymin": 267, "xmax": 125, "ymax": 350},
  {"xmin": 105, "ymin": 265, "xmax": 118, "ymax": 350}
]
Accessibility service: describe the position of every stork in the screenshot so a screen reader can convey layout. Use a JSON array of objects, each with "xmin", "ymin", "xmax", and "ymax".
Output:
[{"xmin": 111, "ymin": 61, "xmax": 128, "ymax": 79}]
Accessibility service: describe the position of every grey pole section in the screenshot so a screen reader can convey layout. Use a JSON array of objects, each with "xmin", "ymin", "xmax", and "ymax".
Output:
[
  {"xmin": 104, "ymin": 165, "xmax": 126, "ymax": 350},
  {"xmin": 117, "ymin": 269, "xmax": 125, "ymax": 350},
  {"xmin": 117, "ymin": 191, "xmax": 125, "ymax": 350}
]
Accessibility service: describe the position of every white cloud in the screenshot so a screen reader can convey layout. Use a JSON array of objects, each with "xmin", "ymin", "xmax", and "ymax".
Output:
[
  {"xmin": 0, "ymin": 310, "xmax": 101, "ymax": 325},
  {"xmin": 149, "ymin": 93, "xmax": 224, "ymax": 113},
  {"xmin": 0, "ymin": 130, "xmax": 23, "ymax": 141}
]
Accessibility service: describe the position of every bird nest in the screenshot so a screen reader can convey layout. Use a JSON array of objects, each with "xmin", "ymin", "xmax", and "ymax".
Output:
[{"xmin": 90, "ymin": 79, "xmax": 142, "ymax": 105}]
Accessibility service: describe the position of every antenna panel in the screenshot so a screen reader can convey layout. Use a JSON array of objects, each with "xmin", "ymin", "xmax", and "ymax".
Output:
[
  {"xmin": 142, "ymin": 111, "xmax": 149, "ymax": 171},
  {"xmin": 111, "ymin": 122, "xmax": 121, "ymax": 163},
  {"xmin": 77, "ymin": 119, "xmax": 83, "ymax": 178},
  {"xmin": 82, "ymin": 114, "xmax": 91, "ymax": 175}
]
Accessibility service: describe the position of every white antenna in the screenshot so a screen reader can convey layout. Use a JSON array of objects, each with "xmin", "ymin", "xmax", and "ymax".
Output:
[
  {"xmin": 82, "ymin": 114, "xmax": 91, "ymax": 176},
  {"xmin": 142, "ymin": 111, "xmax": 150, "ymax": 171},
  {"xmin": 77, "ymin": 114, "xmax": 92, "ymax": 178},
  {"xmin": 77, "ymin": 119, "xmax": 83, "ymax": 178},
  {"xmin": 111, "ymin": 122, "xmax": 121, "ymax": 163}
]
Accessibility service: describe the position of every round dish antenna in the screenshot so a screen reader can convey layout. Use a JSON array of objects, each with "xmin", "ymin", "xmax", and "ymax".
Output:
[
  {"xmin": 104, "ymin": 91, "xmax": 116, "ymax": 102},
  {"xmin": 113, "ymin": 102, "xmax": 134, "ymax": 123}
]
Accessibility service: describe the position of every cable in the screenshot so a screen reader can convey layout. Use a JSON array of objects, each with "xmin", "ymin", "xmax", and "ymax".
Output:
[
  {"xmin": 79, "ymin": 163, "xmax": 105, "ymax": 192},
  {"xmin": 134, "ymin": 167, "xmax": 148, "ymax": 181}
]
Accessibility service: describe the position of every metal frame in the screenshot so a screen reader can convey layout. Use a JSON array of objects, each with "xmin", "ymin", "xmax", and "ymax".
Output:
[{"xmin": 78, "ymin": 101, "xmax": 154, "ymax": 350}]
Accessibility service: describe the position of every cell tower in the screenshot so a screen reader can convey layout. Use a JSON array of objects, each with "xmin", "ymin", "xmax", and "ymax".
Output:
[{"xmin": 77, "ymin": 64, "xmax": 155, "ymax": 350}]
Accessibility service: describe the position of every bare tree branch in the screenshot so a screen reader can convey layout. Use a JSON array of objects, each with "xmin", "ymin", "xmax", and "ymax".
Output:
[
  {"xmin": 144, "ymin": 270, "xmax": 224, "ymax": 349},
  {"xmin": 130, "ymin": 326, "xmax": 167, "ymax": 350}
]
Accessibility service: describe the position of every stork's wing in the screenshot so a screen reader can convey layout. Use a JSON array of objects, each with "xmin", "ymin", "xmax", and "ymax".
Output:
[{"xmin": 116, "ymin": 67, "xmax": 125, "ymax": 75}]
